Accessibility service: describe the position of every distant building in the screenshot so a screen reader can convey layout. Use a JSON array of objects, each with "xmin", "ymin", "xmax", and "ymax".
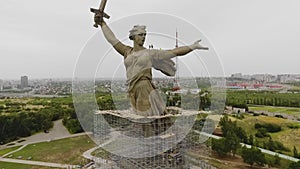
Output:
[
  {"xmin": 251, "ymin": 74, "xmax": 276, "ymax": 82},
  {"xmin": 231, "ymin": 73, "xmax": 243, "ymax": 78},
  {"xmin": 277, "ymin": 74, "xmax": 300, "ymax": 83},
  {"xmin": 232, "ymin": 107, "xmax": 246, "ymax": 113},
  {"xmin": 21, "ymin": 76, "xmax": 28, "ymax": 89}
]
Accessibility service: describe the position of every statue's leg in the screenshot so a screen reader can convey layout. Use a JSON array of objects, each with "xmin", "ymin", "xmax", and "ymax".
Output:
[
  {"xmin": 149, "ymin": 89, "xmax": 166, "ymax": 116},
  {"xmin": 135, "ymin": 80, "xmax": 152, "ymax": 115},
  {"xmin": 129, "ymin": 92, "xmax": 137, "ymax": 111}
]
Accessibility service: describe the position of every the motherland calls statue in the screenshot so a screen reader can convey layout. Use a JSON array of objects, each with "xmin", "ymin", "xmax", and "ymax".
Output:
[{"xmin": 92, "ymin": 0, "xmax": 208, "ymax": 117}]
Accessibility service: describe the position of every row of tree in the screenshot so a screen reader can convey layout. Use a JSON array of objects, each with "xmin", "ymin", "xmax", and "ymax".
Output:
[{"xmin": 226, "ymin": 90, "xmax": 300, "ymax": 108}]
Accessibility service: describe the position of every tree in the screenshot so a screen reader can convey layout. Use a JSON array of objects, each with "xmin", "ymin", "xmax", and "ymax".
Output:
[
  {"xmin": 66, "ymin": 119, "xmax": 83, "ymax": 134},
  {"xmin": 219, "ymin": 115, "xmax": 231, "ymax": 137},
  {"xmin": 212, "ymin": 116, "xmax": 243, "ymax": 157},
  {"xmin": 212, "ymin": 138, "xmax": 229, "ymax": 157},
  {"xmin": 235, "ymin": 126, "xmax": 247, "ymax": 143},
  {"xmin": 225, "ymin": 130, "xmax": 240, "ymax": 157},
  {"xmin": 267, "ymin": 137, "xmax": 276, "ymax": 151},
  {"xmin": 288, "ymin": 161, "xmax": 300, "ymax": 169},
  {"xmin": 274, "ymin": 154, "xmax": 281, "ymax": 166},
  {"xmin": 255, "ymin": 128, "xmax": 269, "ymax": 138},
  {"xmin": 219, "ymin": 115, "xmax": 247, "ymax": 142},
  {"xmin": 293, "ymin": 146, "xmax": 299, "ymax": 158},
  {"xmin": 241, "ymin": 146, "xmax": 266, "ymax": 167},
  {"xmin": 248, "ymin": 134, "xmax": 254, "ymax": 145}
]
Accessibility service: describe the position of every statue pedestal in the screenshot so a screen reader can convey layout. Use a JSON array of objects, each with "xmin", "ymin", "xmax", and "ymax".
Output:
[{"xmin": 93, "ymin": 108, "xmax": 202, "ymax": 169}]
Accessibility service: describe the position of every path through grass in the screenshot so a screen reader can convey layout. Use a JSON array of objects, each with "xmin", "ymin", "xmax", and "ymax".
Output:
[
  {"xmin": 0, "ymin": 146, "xmax": 21, "ymax": 156},
  {"xmin": 10, "ymin": 135, "xmax": 96, "ymax": 165},
  {"xmin": 0, "ymin": 161, "xmax": 54, "ymax": 169}
]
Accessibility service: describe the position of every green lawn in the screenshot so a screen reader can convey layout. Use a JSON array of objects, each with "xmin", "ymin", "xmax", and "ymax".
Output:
[
  {"xmin": 10, "ymin": 135, "xmax": 96, "ymax": 165},
  {"xmin": 0, "ymin": 146, "xmax": 21, "ymax": 156},
  {"xmin": 271, "ymin": 129, "xmax": 300, "ymax": 156},
  {"xmin": 0, "ymin": 161, "xmax": 54, "ymax": 169},
  {"xmin": 249, "ymin": 105, "xmax": 300, "ymax": 116}
]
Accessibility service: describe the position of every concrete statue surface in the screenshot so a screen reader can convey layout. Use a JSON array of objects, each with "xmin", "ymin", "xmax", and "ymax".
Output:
[{"xmin": 92, "ymin": 3, "xmax": 208, "ymax": 117}]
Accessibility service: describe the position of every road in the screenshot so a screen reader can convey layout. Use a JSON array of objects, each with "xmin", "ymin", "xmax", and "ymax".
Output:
[{"xmin": 195, "ymin": 130, "xmax": 300, "ymax": 162}]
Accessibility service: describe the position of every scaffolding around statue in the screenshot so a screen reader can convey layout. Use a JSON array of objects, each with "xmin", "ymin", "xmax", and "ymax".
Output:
[{"xmin": 92, "ymin": 107, "xmax": 209, "ymax": 169}]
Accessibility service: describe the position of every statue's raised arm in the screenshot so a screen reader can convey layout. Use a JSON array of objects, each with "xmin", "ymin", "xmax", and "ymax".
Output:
[
  {"xmin": 166, "ymin": 40, "xmax": 209, "ymax": 58},
  {"xmin": 92, "ymin": 0, "xmax": 132, "ymax": 58},
  {"xmin": 98, "ymin": 21, "xmax": 132, "ymax": 58}
]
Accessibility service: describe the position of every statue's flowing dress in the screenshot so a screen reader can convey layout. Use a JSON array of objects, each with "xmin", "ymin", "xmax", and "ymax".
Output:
[{"xmin": 124, "ymin": 49, "xmax": 176, "ymax": 116}]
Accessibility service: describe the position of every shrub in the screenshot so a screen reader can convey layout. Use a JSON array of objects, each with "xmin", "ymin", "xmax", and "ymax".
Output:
[
  {"xmin": 287, "ymin": 124, "xmax": 300, "ymax": 129},
  {"xmin": 255, "ymin": 128, "xmax": 270, "ymax": 138},
  {"xmin": 255, "ymin": 123, "xmax": 281, "ymax": 133},
  {"xmin": 241, "ymin": 146, "xmax": 266, "ymax": 167}
]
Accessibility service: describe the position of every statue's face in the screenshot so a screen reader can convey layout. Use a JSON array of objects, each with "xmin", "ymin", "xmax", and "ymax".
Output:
[{"xmin": 134, "ymin": 33, "xmax": 146, "ymax": 46}]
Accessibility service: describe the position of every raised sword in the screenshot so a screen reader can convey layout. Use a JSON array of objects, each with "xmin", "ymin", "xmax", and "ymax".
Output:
[{"xmin": 90, "ymin": 0, "xmax": 110, "ymax": 28}]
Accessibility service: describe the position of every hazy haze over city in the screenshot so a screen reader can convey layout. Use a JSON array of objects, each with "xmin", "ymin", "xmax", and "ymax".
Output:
[{"xmin": 1, "ymin": 0, "xmax": 300, "ymax": 79}]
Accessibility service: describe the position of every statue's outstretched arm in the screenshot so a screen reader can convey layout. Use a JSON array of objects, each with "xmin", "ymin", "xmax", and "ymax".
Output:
[
  {"xmin": 99, "ymin": 21, "xmax": 131, "ymax": 57},
  {"xmin": 167, "ymin": 40, "xmax": 208, "ymax": 58}
]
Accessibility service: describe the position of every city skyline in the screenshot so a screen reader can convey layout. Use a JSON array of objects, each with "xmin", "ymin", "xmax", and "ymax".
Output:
[
  {"xmin": 1, "ymin": 72, "xmax": 300, "ymax": 81},
  {"xmin": 1, "ymin": 0, "xmax": 300, "ymax": 79}
]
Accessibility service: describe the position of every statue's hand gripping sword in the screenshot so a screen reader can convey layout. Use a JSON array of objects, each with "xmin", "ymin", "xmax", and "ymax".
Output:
[{"xmin": 90, "ymin": 0, "xmax": 110, "ymax": 28}]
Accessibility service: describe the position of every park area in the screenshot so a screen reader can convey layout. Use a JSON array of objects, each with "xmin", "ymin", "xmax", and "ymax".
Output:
[
  {"xmin": 0, "ymin": 135, "xmax": 96, "ymax": 169},
  {"xmin": 7, "ymin": 135, "xmax": 95, "ymax": 165},
  {"xmin": 231, "ymin": 114, "xmax": 300, "ymax": 157},
  {"xmin": 249, "ymin": 105, "xmax": 300, "ymax": 116}
]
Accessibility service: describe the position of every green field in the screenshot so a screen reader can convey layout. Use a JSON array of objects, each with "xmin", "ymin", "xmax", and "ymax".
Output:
[
  {"xmin": 10, "ymin": 135, "xmax": 96, "ymax": 165},
  {"xmin": 291, "ymin": 85, "xmax": 300, "ymax": 91},
  {"xmin": 0, "ymin": 161, "xmax": 54, "ymax": 169},
  {"xmin": 232, "ymin": 114, "xmax": 300, "ymax": 156},
  {"xmin": 249, "ymin": 105, "xmax": 300, "ymax": 116}
]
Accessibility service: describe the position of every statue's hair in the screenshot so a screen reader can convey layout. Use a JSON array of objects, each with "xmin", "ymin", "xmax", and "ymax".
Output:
[{"xmin": 129, "ymin": 25, "xmax": 146, "ymax": 40}]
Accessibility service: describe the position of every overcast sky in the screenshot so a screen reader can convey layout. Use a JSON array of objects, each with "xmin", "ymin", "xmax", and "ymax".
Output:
[{"xmin": 1, "ymin": 0, "xmax": 300, "ymax": 79}]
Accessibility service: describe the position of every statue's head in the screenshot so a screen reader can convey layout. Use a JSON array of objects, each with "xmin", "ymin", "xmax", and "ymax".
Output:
[{"xmin": 129, "ymin": 25, "xmax": 147, "ymax": 41}]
